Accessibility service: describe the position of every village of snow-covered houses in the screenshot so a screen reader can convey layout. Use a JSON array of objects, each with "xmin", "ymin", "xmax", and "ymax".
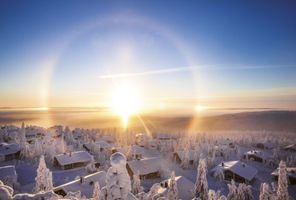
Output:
[{"xmin": 0, "ymin": 122, "xmax": 295, "ymax": 200}]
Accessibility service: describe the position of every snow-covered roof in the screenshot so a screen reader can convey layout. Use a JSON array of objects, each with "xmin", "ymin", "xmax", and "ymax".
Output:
[
  {"xmin": 284, "ymin": 144, "xmax": 296, "ymax": 151},
  {"xmin": 84, "ymin": 141, "xmax": 111, "ymax": 151},
  {"xmin": 271, "ymin": 167, "xmax": 296, "ymax": 179},
  {"xmin": 127, "ymin": 157, "xmax": 162, "ymax": 175},
  {"xmin": 244, "ymin": 150, "xmax": 267, "ymax": 159},
  {"xmin": 211, "ymin": 161, "xmax": 257, "ymax": 182},
  {"xmin": 0, "ymin": 143, "xmax": 20, "ymax": 156},
  {"xmin": 130, "ymin": 145, "xmax": 145, "ymax": 155},
  {"xmin": 54, "ymin": 151, "xmax": 92, "ymax": 166},
  {"xmin": 160, "ymin": 176, "xmax": 194, "ymax": 200},
  {"xmin": 54, "ymin": 171, "xmax": 106, "ymax": 198},
  {"xmin": 0, "ymin": 165, "xmax": 17, "ymax": 180}
]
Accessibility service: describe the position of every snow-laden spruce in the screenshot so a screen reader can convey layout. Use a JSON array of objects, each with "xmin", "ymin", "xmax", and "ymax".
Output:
[
  {"xmin": 227, "ymin": 180, "xmax": 254, "ymax": 200},
  {"xmin": 100, "ymin": 152, "xmax": 133, "ymax": 200},
  {"xmin": 167, "ymin": 171, "xmax": 178, "ymax": 200},
  {"xmin": 276, "ymin": 161, "xmax": 289, "ymax": 200},
  {"xmin": 259, "ymin": 183, "xmax": 273, "ymax": 200},
  {"xmin": 194, "ymin": 158, "xmax": 208, "ymax": 200},
  {"xmin": 93, "ymin": 181, "xmax": 101, "ymax": 200},
  {"xmin": 132, "ymin": 170, "xmax": 143, "ymax": 195},
  {"xmin": 34, "ymin": 155, "xmax": 53, "ymax": 193}
]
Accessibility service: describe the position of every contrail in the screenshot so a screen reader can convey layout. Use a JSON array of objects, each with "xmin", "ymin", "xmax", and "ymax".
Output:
[
  {"xmin": 99, "ymin": 64, "xmax": 294, "ymax": 79},
  {"xmin": 99, "ymin": 66, "xmax": 197, "ymax": 79}
]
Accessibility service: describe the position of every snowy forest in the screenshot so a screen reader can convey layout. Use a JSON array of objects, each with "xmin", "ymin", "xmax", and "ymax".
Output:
[{"xmin": 0, "ymin": 123, "xmax": 295, "ymax": 200}]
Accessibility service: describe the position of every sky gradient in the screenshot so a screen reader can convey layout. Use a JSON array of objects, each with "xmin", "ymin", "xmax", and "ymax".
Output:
[{"xmin": 0, "ymin": 1, "xmax": 296, "ymax": 113}]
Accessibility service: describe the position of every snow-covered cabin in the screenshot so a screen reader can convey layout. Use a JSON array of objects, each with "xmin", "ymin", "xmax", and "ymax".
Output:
[
  {"xmin": 173, "ymin": 150, "xmax": 196, "ymax": 165},
  {"xmin": 284, "ymin": 144, "xmax": 296, "ymax": 152},
  {"xmin": 159, "ymin": 176, "xmax": 194, "ymax": 200},
  {"xmin": 255, "ymin": 141, "xmax": 275, "ymax": 149},
  {"xmin": 0, "ymin": 143, "xmax": 20, "ymax": 161},
  {"xmin": 0, "ymin": 165, "xmax": 17, "ymax": 187},
  {"xmin": 211, "ymin": 161, "xmax": 257, "ymax": 184},
  {"xmin": 54, "ymin": 171, "xmax": 106, "ymax": 198},
  {"xmin": 126, "ymin": 157, "xmax": 162, "ymax": 179},
  {"xmin": 54, "ymin": 151, "xmax": 92, "ymax": 170},
  {"xmin": 243, "ymin": 150, "xmax": 267, "ymax": 163},
  {"xmin": 271, "ymin": 167, "xmax": 296, "ymax": 185},
  {"xmin": 83, "ymin": 141, "xmax": 111, "ymax": 153},
  {"xmin": 130, "ymin": 145, "xmax": 145, "ymax": 160}
]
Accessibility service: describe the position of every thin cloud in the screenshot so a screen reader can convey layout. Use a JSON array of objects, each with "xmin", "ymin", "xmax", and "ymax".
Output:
[{"xmin": 99, "ymin": 64, "xmax": 294, "ymax": 79}]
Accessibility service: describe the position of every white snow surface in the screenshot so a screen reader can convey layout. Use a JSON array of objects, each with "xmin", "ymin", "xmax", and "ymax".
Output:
[
  {"xmin": 0, "ymin": 143, "xmax": 20, "ymax": 156},
  {"xmin": 160, "ymin": 176, "xmax": 195, "ymax": 200},
  {"xmin": 0, "ymin": 165, "xmax": 17, "ymax": 180},
  {"xmin": 53, "ymin": 171, "xmax": 106, "ymax": 198},
  {"xmin": 211, "ymin": 160, "xmax": 258, "ymax": 182},
  {"xmin": 54, "ymin": 151, "xmax": 92, "ymax": 166},
  {"xmin": 127, "ymin": 157, "xmax": 162, "ymax": 176},
  {"xmin": 110, "ymin": 152, "xmax": 127, "ymax": 169}
]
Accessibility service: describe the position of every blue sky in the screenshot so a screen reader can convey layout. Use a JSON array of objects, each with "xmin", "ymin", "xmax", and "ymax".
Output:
[{"xmin": 0, "ymin": 1, "xmax": 296, "ymax": 111}]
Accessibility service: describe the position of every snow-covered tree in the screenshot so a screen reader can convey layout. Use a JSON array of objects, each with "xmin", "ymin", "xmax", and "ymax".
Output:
[
  {"xmin": 86, "ymin": 156, "xmax": 98, "ymax": 173},
  {"xmin": 227, "ymin": 180, "xmax": 254, "ymax": 200},
  {"xmin": 167, "ymin": 171, "xmax": 178, "ymax": 200},
  {"xmin": 146, "ymin": 183, "xmax": 161, "ymax": 200},
  {"xmin": 194, "ymin": 158, "xmax": 208, "ymax": 200},
  {"xmin": 227, "ymin": 180, "xmax": 238, "ymax": 200},
  {"xmin": 34, "ymin": 155, "xmax": 53, "ymax": 193},
  {"xmin": 181, "ymin": 149, "xmax": 190, "ymax": 169},
  {"xmin": 209, "ymin": 189, "xmax": 225, "ymax": 200},
  {"xmin": 214, "ymin": 167, "xmax": 224, "ymax": 183},
  {"xmin": 19, "ymin": 122, "xmax": 28, "ymax": 159},
  {"xmin": 132, "ymin": 170, "xmax": 143, "ymax": 195},
  {"xmin": 33, "ymin": 139, "xmax": 43, "ymax": 158},
  {"xmin": 276, "ymin": 161, "xmax": 289, "ymax": 200},
  {"xmin": 237, "ymin": 183, "xmax": 253, "ymax": 200},
  {"xmin": 272, "ymin": 148, "xmax": 280, "ymax": 165},
  {"xmin": 93, "ymin": 181, "xmax": 101, "ymax": 200},
  {"xmin": 101, "ymin": 152, "xmax": 131, "ymax": 200},
  {"xmin": 259, "ymin": 183, "xmax": 274, "ymax": 200},
  {"xmin": 193, "ymin": 150, "xmax": 199, "ymax": 167}
]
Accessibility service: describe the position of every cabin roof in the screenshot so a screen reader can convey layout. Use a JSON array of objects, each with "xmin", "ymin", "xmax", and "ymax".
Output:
[
  {"xmin": 285, "ymin": 144, "xmax": 296, "ymax": 150},
  {"xmin": 271, "ymin": 167, "xmax": 296, "ymax": 178},
  {"xmin": 55, "ymin": 151, "xmax": 92, "ymax": 166},
  {"xmin": 54, "ymin": 171, "xmax": 106, "ymax": 198},
  {"xmin": 211, "ymin": 160, "xmax": 257, "ymax": 181},
  {"xmin": 0, "ymin": 165, "xmax": 17, "ymax": 180},
  {"xmin": 0, "ymin": 143, "xmax": 20, "ymax": 156},
  {"xmin": 160, "ymin": 176, "xmax": 194, "ymax": 200},
  {"xmin": 127, "ymin": 157, "xmax": 162, "ymax": 175}
]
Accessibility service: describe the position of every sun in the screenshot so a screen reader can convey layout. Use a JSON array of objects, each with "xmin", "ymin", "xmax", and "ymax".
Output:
[
  {"xmin": 195, "ymin": 105, "xmax": 209, "ymax": 112},
  {"xmin": 111, "ymin": 83, "xmax": 140, "ymax": 127}
]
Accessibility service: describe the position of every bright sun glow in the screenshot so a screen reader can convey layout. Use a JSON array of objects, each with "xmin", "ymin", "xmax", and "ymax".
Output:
[
  {"xmin": 195, "ymin": 105, "xmax": 209, "ymax": 112},
  {"xmin": 111, "ymin": 83, "xmax": 139, "ymax": 128}
]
